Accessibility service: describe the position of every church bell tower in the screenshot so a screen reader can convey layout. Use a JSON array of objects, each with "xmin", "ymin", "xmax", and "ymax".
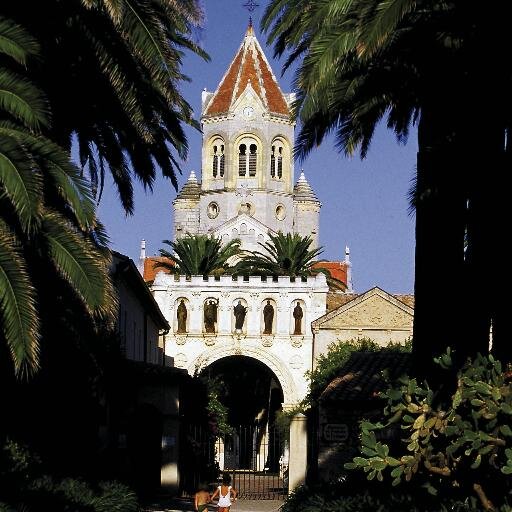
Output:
[{"xmin": 173, "ymin": 24, "xmax": 321, "ymax": 252}]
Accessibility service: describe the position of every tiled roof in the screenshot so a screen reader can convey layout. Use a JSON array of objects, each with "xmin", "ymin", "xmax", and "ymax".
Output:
[
  {"xmin": 320, "ymin": 351, "xmax": 411, "ymax": 402},
  {"xmin": 325, "ymin": 290, "xmax": 414, "ymax": 313},
  {"xmin": 175, "ymin": 171, "xmax": 200, "ymax": 200},
  {"xmin": 395, "ymin": 294, "xmax": 415, "ymax": 308},
  {"xmin": 143, "ymin": 257, "xmax": 173, "ymax": 283},
  {"xmin": 204, "ymin": 25, "xmax": 289, "ymax": 117},
  {"xmin": 314, "ymin": 261, "xmax": 348, "ymax": 289},
  {"xmin": 326, "ymin": 291, "xmax": 357, "ymax": 312}
]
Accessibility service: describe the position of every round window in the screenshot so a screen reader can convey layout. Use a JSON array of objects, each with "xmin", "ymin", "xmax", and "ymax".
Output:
[
  {"xmin": 238, "ymin": 202, "xmax": 254, "ymax": 216},
  {"xmin": 275, "ymin": 204, "xmax": 286, "ymax": 220},
  {"xmin": 207, "ymin": 202, "xmax": 219, "ymax": 219}
]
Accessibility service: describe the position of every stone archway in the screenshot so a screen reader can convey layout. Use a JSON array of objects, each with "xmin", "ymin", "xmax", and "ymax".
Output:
[
  {"xmin": 194, "ymin": 354, "xmax": 289, "ymax": 498},
  {"xmin": 187, "ymin": 345, "xmax": 299, "ymax": 406}
]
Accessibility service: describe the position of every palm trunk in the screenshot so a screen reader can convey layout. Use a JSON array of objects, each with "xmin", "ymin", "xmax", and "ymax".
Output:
[
  {"xmin": 465, "ymin": 121, "xmax": 508, "ymax": 364},
  {"xmin": 411, "ymin": 103, "xmax": 467, "ymax": 384}
]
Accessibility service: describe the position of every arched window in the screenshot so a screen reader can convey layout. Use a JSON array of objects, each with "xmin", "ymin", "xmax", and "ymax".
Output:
[
  {"xmin": 249, "ymin": 144, "xmax": 257, "ymax": 176},
  {"xmin": 271, "ymin": 139, "xmax": 286, "ymax": 180},
  {"xmin": 238, "ymin": 136, "xmax": 259, "ymax": 177},
  {"xmin": 211, "ymin": 138, "xmax": 225, "ymax": 178},
  {"xmin": 239, "ymin": 144, "xmax": 247, "ymax": 176}
]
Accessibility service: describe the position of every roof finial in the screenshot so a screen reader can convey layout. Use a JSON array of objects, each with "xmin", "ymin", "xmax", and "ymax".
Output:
[
  {"xmin": 138, "ymin": 239, "xmax": 146, "ymax": 275},
  {"xmin": 243, "ymin": 0, "xmax": 259, "ymax": 31}
]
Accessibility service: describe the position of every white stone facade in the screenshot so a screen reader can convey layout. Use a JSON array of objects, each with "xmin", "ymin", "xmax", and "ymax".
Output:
[{"xmin": 152, "ymin": 272, "xmax": 328, "ymax": 406}]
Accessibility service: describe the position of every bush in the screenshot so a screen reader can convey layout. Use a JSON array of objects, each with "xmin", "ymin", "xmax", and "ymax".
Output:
[
  {"xmin": 280, "ymin": 479, "xmax": 491, "ymax": 512},
  {"xmin": 346, "ymin": 352, "xmax": 512, "ymax": 510},
  {"xmin": 304, "ymin": 337, "xmax": 412, "ymax": 407},
  {"xmin": 0, "ymin": 441, "xmax": 138, "ymax": 512}
]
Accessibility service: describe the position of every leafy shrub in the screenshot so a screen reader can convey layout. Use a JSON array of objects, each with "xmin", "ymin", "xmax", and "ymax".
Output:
[
  {"xmin": 280, "ymin": 479, "xmax": 493, "ymax": 512},
  {"xmin": 304, "ymin": 337, "xmax": 412, "ymax": 407},
  {"xmin": 0, "ymin": 441, "xmax": 138, "ymax": 512},
  {"xmin": 346, "ymin": 352, "xmax": 512, "ymax": 510}
]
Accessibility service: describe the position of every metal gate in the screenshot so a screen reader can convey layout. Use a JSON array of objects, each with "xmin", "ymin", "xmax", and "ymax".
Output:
[{"xmin": 180, "ymin": 424, "xmax": 288, "ymax": 500}]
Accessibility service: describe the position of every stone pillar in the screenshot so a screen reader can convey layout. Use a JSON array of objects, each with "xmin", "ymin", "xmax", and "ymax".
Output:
[
  {"xmin": 161, "ymin": 416, "xmax": 180, "ymax": 493},
  {"xmin": 288, "ymin": 413, "xmax": 308, "ymax": 493}
]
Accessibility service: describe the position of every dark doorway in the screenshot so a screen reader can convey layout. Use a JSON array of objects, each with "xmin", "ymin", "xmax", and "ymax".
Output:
[
  {"xmin": 202, "ymin": 356, "xmax": 283, "ymax": 429},
  {"xmin": 127, "ymin": 404, "xmax": 163, "ymax": 495}
]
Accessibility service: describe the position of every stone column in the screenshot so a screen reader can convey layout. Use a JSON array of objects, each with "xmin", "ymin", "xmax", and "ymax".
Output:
[
  {"xmin": 288, "ymin": 413, "xmax": 308, "ymax": 493},
  {"xmin": 161, "ymin": 416, "xmax": 180, "ymax": 493}
]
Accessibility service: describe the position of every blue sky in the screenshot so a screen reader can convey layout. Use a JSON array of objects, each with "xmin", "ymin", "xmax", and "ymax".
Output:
[{"xmin": 97, "ymin": 1, "xmax": 417, "ymax": 293}]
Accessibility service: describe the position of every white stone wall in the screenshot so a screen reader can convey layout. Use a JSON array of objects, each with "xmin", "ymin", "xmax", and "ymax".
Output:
[
  {"xmin": 173, "ymin": 198, "xmax": 200, "ymax": 238},
  {"xmin": 151, "ymin": 273, "xmax": 329, "ymax": 406},
  {"xmin": 294, "ymin": 201, "xmax": 321, "ymax": 250}
]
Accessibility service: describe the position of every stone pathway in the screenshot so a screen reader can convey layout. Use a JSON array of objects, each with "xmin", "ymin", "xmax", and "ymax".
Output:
[{"xmin": 141, "ymin": 496, "xmax": 284, "ymax": 512}]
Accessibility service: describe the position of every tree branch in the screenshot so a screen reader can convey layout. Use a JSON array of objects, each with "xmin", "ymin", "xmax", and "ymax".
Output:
[{"xmin": 473, "ymin": 483, "xmax": 494, "ymax": 511}]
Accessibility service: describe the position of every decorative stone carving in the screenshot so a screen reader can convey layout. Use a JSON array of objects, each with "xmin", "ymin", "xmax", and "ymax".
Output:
[
  {"xmin": 290, "ymin": 336, "xmax": 303, "ymax": 348},
  {"xmin": 175, "ymin": 353, "xmax": 187, "ymax": 368},
  {"xmin": 322, "ymin": 295, "xmax": 413, "ymax": 330},
  {"xmin": 175, "ymin": 335, "xmax": 187, "ymax": 346},
  {"xmin": 203, "ymin": 335, "xmax": 216, "ymax": 347},
  {"xmin": 262, "ymin": 336, "xmax": 274, "ymax": 347}
]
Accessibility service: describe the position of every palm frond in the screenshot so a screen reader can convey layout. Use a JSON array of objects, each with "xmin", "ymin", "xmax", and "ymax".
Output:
[
  {"xmin": 0, "ymin": 127, "xmax": 43, "ymax": 231},
  {"xmin": 0, "ymin": 221, "xmax": 40, "ymax": 376},
  {"xmin": 0, "ymin": 16, "xmax": 40, "ymax": 65},
  {"xmin": 41, "ymin": 211, "xmax": 116, "ymax": 319}
]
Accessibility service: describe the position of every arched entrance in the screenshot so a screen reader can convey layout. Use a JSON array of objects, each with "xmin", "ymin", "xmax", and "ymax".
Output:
[
  {"xmin": 202, "ymin": 355, "xmax": 284, "ymax": 429},
  {"xmin": 184, "ymin": 356, "xmax": 288, "ymax": 499}
]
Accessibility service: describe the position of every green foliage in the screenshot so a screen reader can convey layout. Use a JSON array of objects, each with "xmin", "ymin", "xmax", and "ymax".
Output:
[
  {"xmin": 156, "ymin": 234, "xmax": 242, "ymax": 277},
  {"xmin": 279, "ymin": 479, "xmax": 502, "ymax": 512},
  {"xmin": 0, "ymin": 16, "xmax": 115, "ymax": 375},
  {"xmin": 235, "ymin": 231, "xmax": 346, "ymax": 290},
  {"xmin": 202, "ymin": 376, "xmax": 234, "ymax": 437},
  {"xmin": 346, "ymin": 352, "xmax": 512, "ymax": 510},
  {"xmin": 0, "ymin": 440, "xmax": 138, "ymax": 512},
  {"xmin": 303, "ymin": 337, "xmax": 412, "ymax": 408},
  {"xmin": 274, "ymin": 410, "xmax": 292, "ymax": 440},
  {"xmin": 3, "ymin": 0, "xmax": 208, "ymax": 213}
]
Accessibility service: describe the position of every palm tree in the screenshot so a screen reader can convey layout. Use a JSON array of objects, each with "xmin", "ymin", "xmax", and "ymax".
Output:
[
  {"xmin": 3, "ymin": 0, "xmax": 208, "ymax": 213},
  {"xmin": 236, "ymin": 232, "xmax": 346, "ymax": 290},
  {"xmin": 0, "ymin": 17, "xmax": 115, "ymax": 376},
  {"xmin": 155, "ymin": 234, "xmax": 243, "ymax": 277},
  {"xmin": 262, "ymin": 0, "xmax": 512, "ymax": 375}
]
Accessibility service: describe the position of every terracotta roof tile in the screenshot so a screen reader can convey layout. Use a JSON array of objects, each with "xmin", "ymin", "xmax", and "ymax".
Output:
[
  {"xmin": 143, "ymin": 257, "xmax": 173, "ymax": 283},
  {"xmin": 313, "ymin": 261, "xmax": 348, "ymax": 287},
  {"xmin": 395, "ymin": 294, "xmax": 415, "ymax": 308},
  {"xmin": 204, "ymin": 27, "xmax": 289, "ymax": 117},
  {"xmin": 205, "ymin": 51, "xmax": 243, "ymax": 116},
  {"xmin": 326, "ymin": 292, "xmax": 358, "ymax": 312},
  {"xmin": 255, "ymin": 51, "xmax": 288, "ymax": 115}
]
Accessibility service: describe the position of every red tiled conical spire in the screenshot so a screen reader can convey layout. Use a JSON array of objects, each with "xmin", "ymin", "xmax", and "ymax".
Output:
[{"xmin": 204, "ymin": 25, "xmax": 289, "ymax": 117}]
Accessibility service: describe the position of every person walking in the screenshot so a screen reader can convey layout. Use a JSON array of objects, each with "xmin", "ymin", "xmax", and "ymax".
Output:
[
  {"xmin": 194, "ymin": 483, "xmax": 211, "ymax": 512},
  {"xmin": 211, "ymin": 474, "xmax": 237, "ymax": 512}
]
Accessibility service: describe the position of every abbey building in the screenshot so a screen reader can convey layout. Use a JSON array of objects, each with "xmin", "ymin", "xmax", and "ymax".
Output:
[{"xmin": 144, "ymin": 25, "xmax": 347, "ymax": 410}]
